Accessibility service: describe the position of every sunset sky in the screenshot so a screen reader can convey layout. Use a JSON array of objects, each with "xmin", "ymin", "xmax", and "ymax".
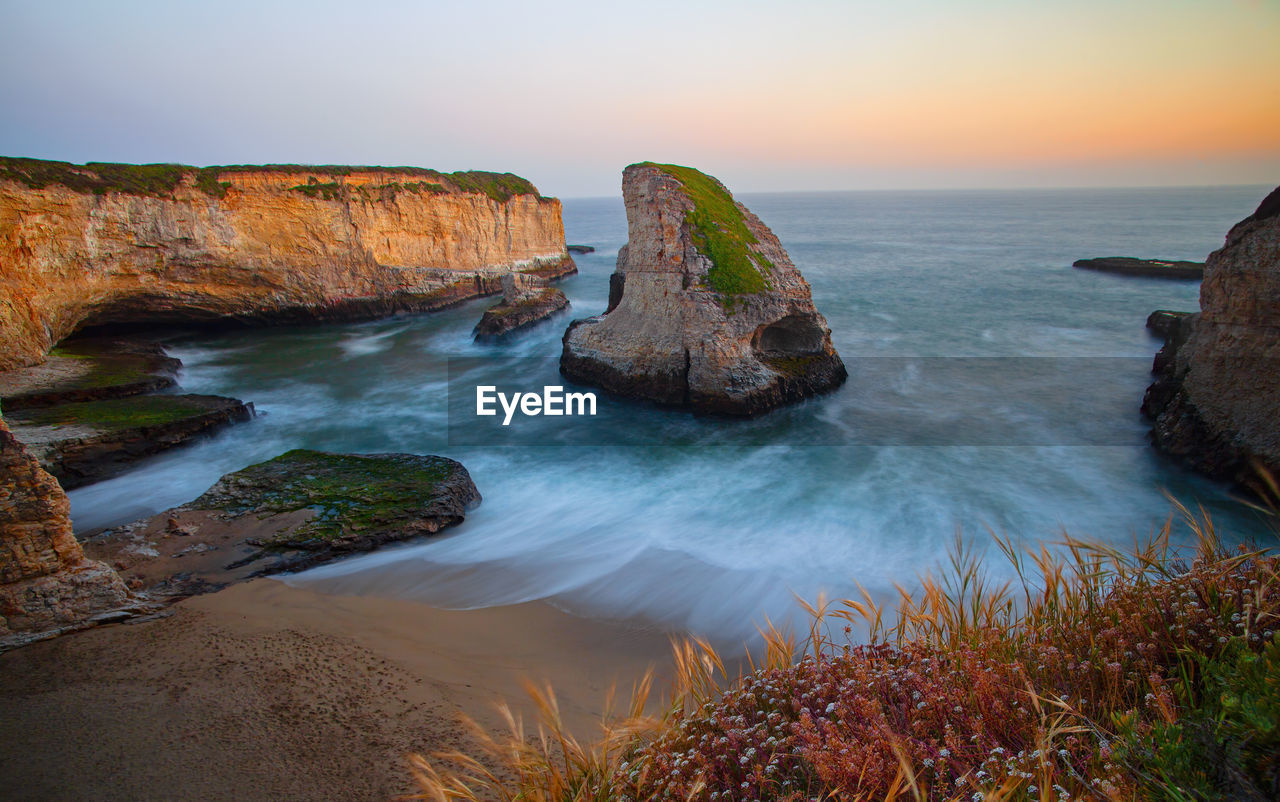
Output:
[{"xmin": 2, "ymin": 0, "xmax": 1277, "ymax": 197}]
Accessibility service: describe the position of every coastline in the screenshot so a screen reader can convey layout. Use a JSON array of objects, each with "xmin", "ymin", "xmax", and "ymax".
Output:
[{"xmin": 0, "ymin": 578, "xmax": 675, "ymax": 801}]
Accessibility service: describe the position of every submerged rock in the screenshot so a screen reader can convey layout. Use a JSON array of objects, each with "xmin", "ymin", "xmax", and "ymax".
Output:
[
  {"xmin": 561, "ymin": 163, "xmax": 846, "ymax": 415},
  {"xmin": 1, "ymin": 414, "xmax": 138, "ymax": 649},
  {"xmin": 1143, "ymin": 186, "xmax": 1280, "ymax": 491},
  {"xmin": 5, "ymin": 393, "xmax": 254, "ymax": 489},
  {"xmin": 473, "ymin": 273, "xmax": 570, "ymax": 339},
  {"xmin": 82, "ymin": 449, "xmax": 481, "ymax": 592},
  {"xmin": 567, "ymin": 244, "xmax": 596, "ymax": 254},
  {"xmin": 1074, "ymin": 256, "xmax": 1204, "ymax": 280}
]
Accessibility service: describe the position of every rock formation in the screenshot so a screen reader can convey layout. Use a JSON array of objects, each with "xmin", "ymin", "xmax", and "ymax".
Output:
[
  {"xmin": 473, "ymin": 273, "xmax": 570, "ymax": 339},
  {"xmin": 0, "ymin": 413, "xmax": 134, "ymax": 646},
  {"xmin": 561, "ymin": 162, "xmax": 845, "ymax": 415},
  {"xmin": 1143, "ymin": 186, "xmax": 1280, "ymax": 489},
  {"xmin": 7, "ymin": 393, "xmax": 254, "ymax": 489},
  {"xmin": 0, "ymin": 158, "xmax": 576, "ymax": 370},
  {"xmin": 83, "ymin": 449, "xmax": 481, "ymax": 591},
  {"xmin": 1074, "ymin": 257, "xmax": 1204, "ymax": 280}
]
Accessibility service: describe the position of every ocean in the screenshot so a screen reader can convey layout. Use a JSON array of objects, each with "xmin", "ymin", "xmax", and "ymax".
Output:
[{"xmin": 68, "ymin": 185, "xmax": 1275, "ymax": 641}]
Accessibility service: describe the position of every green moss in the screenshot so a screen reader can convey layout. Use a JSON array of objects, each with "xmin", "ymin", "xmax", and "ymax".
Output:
[
  {"xmin": 46, "ymin": 345, "xmax": 163, "ymax": 389},
  {"xmin": 13, "ymin": 395, "xmax": 210, "ymax": 430},
  {"xmin": 198, "ymin": 449, "xmax": 451, "ymax": 546},
  {"xmin": 638, "ymin": 162, "xmax": 772, "ymax": 308}
]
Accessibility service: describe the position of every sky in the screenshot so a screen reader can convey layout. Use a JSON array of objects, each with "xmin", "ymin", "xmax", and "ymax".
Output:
[{"xmin": 1, "ymin": 0, "xmax": 1277, "ymax": 198}]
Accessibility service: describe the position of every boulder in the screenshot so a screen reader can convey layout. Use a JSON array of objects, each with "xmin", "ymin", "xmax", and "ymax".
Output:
[
  {"xmin": 473, "ymin": 273, "xmax": 570, "ymax": 339},
  {"xmin": 81, "ymin": 449, "xmax": 481, "ymax": 591},
  {"xmin": 561, "ymin": 162, "xmax": 846, "ymax": 415},
  {"xmin": 1143, "ymin": 186, "xmax": 1280, "ymax": 491}
]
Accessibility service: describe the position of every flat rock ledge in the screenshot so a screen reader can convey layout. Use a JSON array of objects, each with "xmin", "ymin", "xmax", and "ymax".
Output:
[
  {"xmin": 473, "ymin": 273, "xmax": 570, "ymax": 339},
  {"xmin": 561, "ymin": 162, "xmax": 846, "ymax": 416},
  {"xmin": 82, "ymin": 449, "xmax": 481, "ymax": 598},
  {"xmin": 6, "ymin": 394, "xmax": 254, "ymax": 489},
  {"xmin": 0, "ymin": 337, "xmax": 179, "ymax": 411},
  {"xmin": 1074, "ymin": 257, "xmax": 1204, "ymax": 280}
]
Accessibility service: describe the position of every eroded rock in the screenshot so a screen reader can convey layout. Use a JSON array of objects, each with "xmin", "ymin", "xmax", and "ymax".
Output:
[
  {"xmin": 1143, "ymin": 186, "xmax": 1280, "ymax": 490},
  {"xmin": 0, "ymin": 414, "xmax": 135, "ymax": 648},
  {"xmin": 83, "ymin": 449, "xmax": 481, "ymax": 592},
  {"xmin": 561, "ymin": 163, "xmax": 846, "ymax": 416},
  {"xmin": 473, "ymin": 273, "xmax": 570, "ymax": 339}
]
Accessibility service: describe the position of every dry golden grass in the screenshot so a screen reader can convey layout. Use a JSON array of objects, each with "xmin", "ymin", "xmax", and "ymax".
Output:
[{"xmin": 406, "ymin": 478, "xmax": 1279, "ymax": 801}]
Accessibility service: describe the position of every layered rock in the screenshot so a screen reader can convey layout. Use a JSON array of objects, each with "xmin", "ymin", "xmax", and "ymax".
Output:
[
  {"xmin": 0, "ymin": 413, "xmax": 133, "ymax": 646},
  {"xmin": 0, "ymin": 158, "xmax": 576, "ymax": 370},
  {"xmin": 1143, "ymin": 186, "xmax": 1280, "ymax": 489},
  {"xmin": 473, "ymin": 273, "xmax": 570, "ymax": 339},
  {"xmin": 6, "ymin": 393, "xmax": 254, "ymax": 489},
  {"xmin": 561, "ymin": 163, "xmax": 845, "ymax": 415}
]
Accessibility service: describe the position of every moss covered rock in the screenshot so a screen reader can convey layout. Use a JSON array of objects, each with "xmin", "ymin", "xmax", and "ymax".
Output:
[{"xmin": 561, "ymin": 163, "xmax": 845, "ymax": 416}]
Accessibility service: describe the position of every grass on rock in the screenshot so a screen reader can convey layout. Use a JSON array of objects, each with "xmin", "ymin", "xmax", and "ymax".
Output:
[
  {"xmin": 641, "ymin": 162, "xmax": 772, "ymax": 308},
  {"xmin": 12, "ymin": 396, "xmax": 214, "ymax": 430},
  {"xmin": 0, "ymin": 156, "xmax": 541, "ymax": 202},
  {"xmin": 194, "ymin": 449, "xmax": 452, "ymax": 548}
]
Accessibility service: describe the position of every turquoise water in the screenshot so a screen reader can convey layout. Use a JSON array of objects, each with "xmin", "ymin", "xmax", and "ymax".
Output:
[{"xmin": 68, "ymin": 185, "xmax": 1275, "ymax": 640}]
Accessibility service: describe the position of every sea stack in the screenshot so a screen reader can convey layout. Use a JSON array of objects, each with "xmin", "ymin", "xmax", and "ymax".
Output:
[
  {"xmin": 561, "ymin": 163, "xmax": 846, "ymax": 415},
  {"xmin": 1143, "ymin": 185, "xmax": 1280, "ymax": 490}
]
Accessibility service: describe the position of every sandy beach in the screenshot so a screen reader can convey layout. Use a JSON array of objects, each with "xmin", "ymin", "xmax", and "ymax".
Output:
[{"xmin": 0, "ymin": 579, "xmax": 676, "ymax": 801}]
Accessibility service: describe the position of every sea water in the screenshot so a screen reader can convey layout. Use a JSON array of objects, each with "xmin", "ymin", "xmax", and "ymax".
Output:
[{"xmin": 68, "ymin": 185, "xmax": 1276, "ymax": 641}]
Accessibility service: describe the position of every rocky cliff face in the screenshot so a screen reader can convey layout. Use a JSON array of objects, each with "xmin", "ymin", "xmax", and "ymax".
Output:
[
  {"xmin": 1, "ymin": 413, "xmax": 133, "ymax": 645},
  {"xmin": 1143, "ymin": 186, "xmax": 1280, "ymax": 489},
  {"xmin": 0, "ymin": 159, "xmax": 574, "ymax": 369},
  {"xmin": 561, "ymin": 163, "xmax": 845, "ymax": 415}
]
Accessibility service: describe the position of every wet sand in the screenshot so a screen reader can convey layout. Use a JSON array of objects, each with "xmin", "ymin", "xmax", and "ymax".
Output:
[{"xmin": 0, "ymin": 578, "xmax": 675, "ymax": 801}]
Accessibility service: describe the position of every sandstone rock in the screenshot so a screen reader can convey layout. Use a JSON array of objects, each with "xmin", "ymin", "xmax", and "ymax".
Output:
[
  {"xmin": 5, "ymin": 393, "xmax": 254, "ymax": 489},
  {"xmin": 0, "ymin": 413, "xmax": 133, "ymax": 647},
  {"xmin": 82, "ymin": 449, "xmax": 481, "ymax": 592},
  {"xmin": 1143, "ymin": 186, "xmax": 1280, "ymax": 491},
  {"xmin": 0, "ymin": 158, "xmax": 576, "ymax": 370},
  {"xmin": 1074, "ymin": 257, "xmax": 1204, "ymax": 280},
  {"xmin": 561, "ymin": 163, "xmax": 845, "ymax": 415},
  {"xmin": 473, "ymin": 273, "xmax": 570, "ymax": 339}
]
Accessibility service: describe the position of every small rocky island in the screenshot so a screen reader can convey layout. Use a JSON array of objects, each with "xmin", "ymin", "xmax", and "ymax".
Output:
[
  {"xmin": 473, "ymin": 273, "xmax": 570, "ymax": 339},
  {"xmin": 561, "ymin": 162, "xmax": 846, "ymax": 415},
  {"xmin": 1074, "ymin": 256, "xmax": 1204, "ymax": 279},
  {"xmin": 1143, "ymin": 185, "xmax": 1280, "ymax": 491}
]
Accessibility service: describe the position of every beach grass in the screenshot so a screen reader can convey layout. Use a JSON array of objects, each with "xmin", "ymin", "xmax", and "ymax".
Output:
[{"xmin": 407, "ymin": 485, "xmax": 1279, "ymax": 801}]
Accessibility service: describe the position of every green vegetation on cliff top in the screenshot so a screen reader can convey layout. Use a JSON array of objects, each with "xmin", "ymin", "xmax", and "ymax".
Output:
[
  {"xmin": 640, "ymin": 162, "xmax": 771, "ymax": 305},
  {"xmin": 0, "ymin": 156, "xmax": 543, "ymax": 203},
  {"xmin": 195, "ymin": 449, "xmax": 453, "ymax": 547}
]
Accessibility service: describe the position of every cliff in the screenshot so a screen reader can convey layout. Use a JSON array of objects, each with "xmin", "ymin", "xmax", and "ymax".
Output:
[
  {"xmin": 1143, "ymin": 185, "xmax": 1280, "ymax": 489},
  {"xmin": 561, "ymin": 163, "xmax": 845, "ymax": 415},
  {"xmin": 0, "ymin": 412, "xmax": 133, "ymax": 646},
  {"xmin": 0, "ymin": 158, "xmax": 575, "ymax": 370}
]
